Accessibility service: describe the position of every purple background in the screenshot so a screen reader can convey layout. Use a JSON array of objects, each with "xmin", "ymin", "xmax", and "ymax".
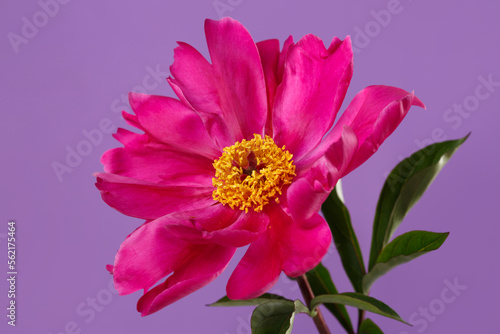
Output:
[{"xmin": 1, "ymin": 0, "xmax": 499, "ymax": 333}]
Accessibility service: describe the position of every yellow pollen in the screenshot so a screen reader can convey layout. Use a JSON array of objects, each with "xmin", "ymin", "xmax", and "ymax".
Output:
[{"xmin": 212, "ymin": 134, "xmax": 296, "ymax": 212}]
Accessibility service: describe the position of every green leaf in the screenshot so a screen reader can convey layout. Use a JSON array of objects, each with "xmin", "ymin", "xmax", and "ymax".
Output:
[
  {"xmin": 359, "ymin": 318, "xmax": 384, "ymax": 334},
  {"xmin": 293, "ymin": 300, "xmax": 313, "ymax": 316},
  {"xmin": 310, "ymin": 293, "xmax": 408, "ymax": 325},
  {"xmin": 251, "ymin": 300, "xmax": 298, "ymax": 334},
  {"xmin": 208, "ymin": 293, "xmax": 287, "ymax": 307},
  {"xmin": 321, "ymin": 181, "xmax": 365, "ymax": 293},
  {"xmin": 368, "ymin": 134, "xmax": 469, "ymax": 270},
  {"xmin": 363, "ymin": 231, "xmax": 449, "ymax": 292},
  {"xmin": 306, "ymin": 263, "xmax": 354, "ymax": 334}
]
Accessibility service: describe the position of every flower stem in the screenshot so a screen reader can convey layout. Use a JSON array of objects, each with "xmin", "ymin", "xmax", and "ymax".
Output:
[
  {"xmin": 358, "ymin": 309, "xmax": 366, "ymax": 330},
  {"xmin": 296, "ymin": 274, "xmax": 331, "ymax": 334}
]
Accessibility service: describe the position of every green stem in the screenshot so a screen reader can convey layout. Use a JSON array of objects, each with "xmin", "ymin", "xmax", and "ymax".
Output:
[
  {"xmin": 357, "ymin": 309, "xmax": 366, "ymax": 332},
  {"xmin": 297, "ymin": 275, "xmax": 331, "ymax": 334}
]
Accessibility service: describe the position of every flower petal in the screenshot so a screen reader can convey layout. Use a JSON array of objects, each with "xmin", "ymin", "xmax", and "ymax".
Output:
[
  {"xmin": 112, "ymin": 127, "xmax": 143, "ymax": 148},
  {"xmin": 331, "ymin": 85, "xmax": 425, "ymax": 175},
  {"xmin": 226, "ymin": 228, "xmax": 282, "ymax": 299},
  {"xmin": 281, "ymin": 213, "xmax": 331, "ymax": 277},
  {"xmin": 112, "ymin": 218, "xmax": 192, "ymax": 295},
  {"xmin": 286, "ymin": 125, "xmax": 357, "ymax": 221},
  {"xmin": 169, "ymin": 42, "xmax": 220, "ymax": 114},
  {"xmin": 128, "ymin": 92, "xmax": 220, "ymax": 159},
  {"xmin": 256, "ymin": 39, "xmax": 280, "ymax": 136},
  {"xmin": 273, "ymin": 36, "xmax": 353, "ymax": 160},
  {"xmin": 137, "ymin": 243, "xmax": 235, "ymax": 316},
  {"xmin": 205, "ymin": 17, "xmax": 268, "ymax": 140},
  {"xmin": 203, "ymin": 209, "xmax": 269, "ymax": 247},
  {"xmin": 172, "ymin": 205, "xmax": 270, "ymax": 247},
  {"xmin": 226, "ymin": 205, "xmax": 331, "ymax": 299},
  {"xmin": 94, "ymin": 172, "xmax": 215, "ymax": 220},
  {"xmin": 169, "ymin": 43, "xmax": 235, "ymax": 149},
  {"xmin": 101, "ymin": 144, "xmax": 213, "ymax": 186},
  {"xmin": 296, "ymin": 124, "xmax": 359, "ymax": 175},
  {"xmin": 277, "ymin": 36, "xmax": 294, "ymax": 86},
  {"xmin": 286, "ymin": 173, "xmax": 331, "ymax": 223}
]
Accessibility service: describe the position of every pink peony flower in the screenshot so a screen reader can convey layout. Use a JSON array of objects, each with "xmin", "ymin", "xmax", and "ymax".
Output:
[{"xmin": 95, "ymin": 17, "xmax": 424, "ymax": 316}]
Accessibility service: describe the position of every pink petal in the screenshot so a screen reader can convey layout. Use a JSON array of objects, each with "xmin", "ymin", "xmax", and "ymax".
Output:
[
  {"xmin": 112, "ymin": 218, "xmax": 194, "ymax": 295},
  {"xmin": 112, "ymin": 127, "xmax": 146, "ymax": 149},
  {"xmin": 322, "ymin": 126, "xmax": 359, "ymax": 175},
  {"xmin": 281, "ymin": 212, "xmax": 331, "ymax": 277},
  {"xmin": 137, "ymin": 243, "xmax": 235, "ymax": 316},
  {"xmin": 276, "ymin": 36, "xmax": 294, "ymax": 85},
  {"xmin": 170, "ymin": 42, "xmax": 220, "ymax": 114},
  {"xmin": 226, "ymin": 226, "xmax": 282, "ymax": 299},
  {"xmin": 256, "ymin": 39, "xmax": 280, "ymax": 136},
  {"xmin": 166, "ymin": 77, "xmax": 191, "ymax": 107},
  {"xmin": 296, "ymin": 124, "xmax": 359, "ymax": 174},
  {"xmin": 128, "ymin": 92, "xmax": 220, "ymax": 159},
  {"xmin": 171, "ymin": 205, "xmax": 270, "ymax": 247},
  {"xmin": 94, "ymin": 172, "xmax": 215, "ymax": 220},
  {"xmin": 101, "ymin": 145, "xmax": 213, "ymax": 186},
  {"xmin": 273, "ymin": 36, "xmax": 353, "ymax": 160},
  {"xmin": 205, "ymin": 18, "xmax": 267, "ymax": 140},
  {"xmin": 286, "ymin": 170, "xmax": 332, "ymax": 223},
  {"xmin": 202, "ymin": 209, "xmax": 269, "ymax": 247},
  {"xmin": 331, "ymin": 86, "xmax": 425, "ymax": 175},
  {"xmin": 226, "ymin": 205, "xmax": 331, "ymax": 299},
  {"xmin": 286, "ymin": 127, "xmax": 357, "ymax": 221},
  {"xmin": 169, "ymin": 43, "xmax": 235, "ymax": 149},
  {"xmin": 122, "ymin": 111, "xmax": 144, "ymax": 131}
]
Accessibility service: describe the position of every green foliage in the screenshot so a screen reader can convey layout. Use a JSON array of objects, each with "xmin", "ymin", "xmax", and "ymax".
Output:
[
  {"xmin": 321, "ymin": 181, "xmax": 365, "ymax": 293},
  {"xmin": 369, "ymin": 135, "xmax": 469, "ymax": 270}
]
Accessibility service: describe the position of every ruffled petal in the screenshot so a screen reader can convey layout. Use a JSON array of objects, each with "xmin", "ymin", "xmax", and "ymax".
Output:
[
  {"xmin": 226, "ymin": 226, "xmax": 282, "ymax": 299},
  {"xmin": 128, "ymin": 92, "xmax": 220, "ymax": 159},
  {"xmin": 169, "ymin": 42, "xmax": 220, "ymax": 114},
  {"xmin": 226, "ymin": 205, "xmax": 331, "ymax": 299},
  {"xmin": 286, "ymin": 173, "xmax": 331, "ymax": 223},
  {"xmin": 137, "ymin": 243, "xmax": 235, "ymax": 316},
  {"xmin": 273, "ymin": 36, "xmax": 353, "ymax": 160},
  {"xmin": 256, "ymin": 39, "xmax": 280, "ymax": 136},
  {"xmin": 169, "ymin": 44, "xmax": 235, "ymax": 149},
  {"xmin": 202, "ymin": 209, "xmax": 269, "ymax": 247},
  {"xmin": 205, "ymin": 18, "xmax": 267, "ymax": 140},
  {"xmin": 295, "ymin": 124, "xmax": 359, "ymax": 174},
  {"xmin": 276, "ymin": 36, "xmax": 294, "ymax": 85},
  {"xmin": 281, "ymin": 213, "xmax": 331, "ymax": 277},
  {"xmin": 94, "ymin": 173, "xmax": 215, "ymax": 220},
  {"xmin": 166, "ymin": 77, "xmax": 191, "ymax": 107},
  {"xmin": 284, "ymin": 127, "xmax": 358, "ymax": 223},
  {"xmin": 331, "ymin": 86, "xmax": 425, "ymax": 175},
  {"xmin": 171, "ymin": 205, "xmax": 270, "ymax": 247},
  {"xmin": 101, "ymin": 144, "xmax": 213, "ymax": 186},
  {"xmin": 112, "ymin": 219, "xmax": 193, "ymax": 295},
  {"xmin": 112, "ymin": 127, "xmax": 144, "ymax": 148}
]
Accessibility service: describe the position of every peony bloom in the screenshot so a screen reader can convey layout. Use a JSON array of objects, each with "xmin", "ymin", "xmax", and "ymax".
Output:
[{"xmin": 95, "ymin": 17, "xmax": 424, "ymax": 316}]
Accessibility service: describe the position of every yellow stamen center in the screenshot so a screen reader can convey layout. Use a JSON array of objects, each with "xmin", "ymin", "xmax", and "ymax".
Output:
[{"xmin": 212, "ymin": 134, "xmax": 296, "ymax": 212}]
